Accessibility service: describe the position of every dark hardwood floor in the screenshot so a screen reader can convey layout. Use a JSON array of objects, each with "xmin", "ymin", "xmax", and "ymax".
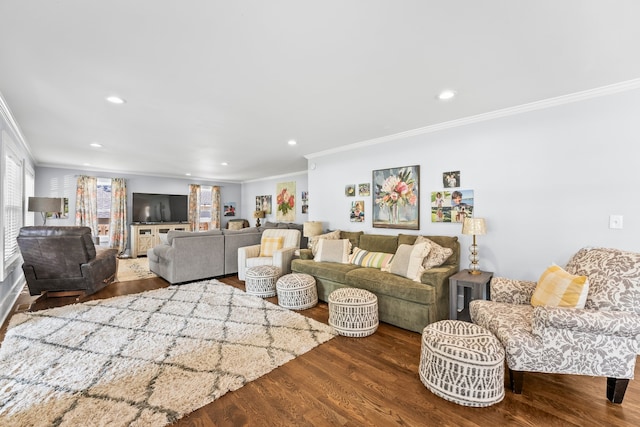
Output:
[{"xmin": 2, "ymin": 275, "xmax": 639, "ymax": 426}]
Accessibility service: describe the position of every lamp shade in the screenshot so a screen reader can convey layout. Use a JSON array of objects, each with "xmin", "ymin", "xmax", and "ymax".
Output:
[
  {"xmin": 28, "ymin": 197, "xmax": 64, "ymax": 213},
  {"xmin": 253, "ymin": 210, "xmax": 265, "ymax": 219},
  {"xmin": 303, "ymin": 221, "xmax": 323, "ymax": 237},
  {"xmin": 461, "ymin": 218, "xmax": 486, "ymax": 235}
]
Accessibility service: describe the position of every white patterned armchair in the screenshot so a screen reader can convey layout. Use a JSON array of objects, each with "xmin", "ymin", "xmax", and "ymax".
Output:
[
  {"xmin": 238, "ymin": 229, "xmax": 301, "ymax": 280},
  {"xmin": 470, "ymin": 247, "xmax": 640, "ymax": 403}
]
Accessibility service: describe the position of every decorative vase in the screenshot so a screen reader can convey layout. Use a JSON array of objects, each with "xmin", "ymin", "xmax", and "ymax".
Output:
[{"xmin": 390, "ymin": 204, "xmax": 399, "ymax": 224}]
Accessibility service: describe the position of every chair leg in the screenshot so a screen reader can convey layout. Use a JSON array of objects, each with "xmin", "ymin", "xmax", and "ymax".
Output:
[
  {"xmin": 509, "ymin": 369, "xmax": 524, "ymax": 394},
  {"xmin": 607, "ymin": 377, "xmax": 629, "ymax": 404}
]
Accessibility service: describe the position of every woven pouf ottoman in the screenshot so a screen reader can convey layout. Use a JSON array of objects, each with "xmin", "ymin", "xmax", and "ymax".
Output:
[
  {"xmin": 244, "ymin": 265, "xmax": 281, "ymax": 297},
  {"xmin": 419, "ymin": 320, "xmax": 505, "ymax": 407},
  {"xmin": 276, "ymin": 273, "xmax": 318, "ymax": 310},
  {"xmin": 328, "ymin": 288, "xmax": 378, "ymax": 337}
]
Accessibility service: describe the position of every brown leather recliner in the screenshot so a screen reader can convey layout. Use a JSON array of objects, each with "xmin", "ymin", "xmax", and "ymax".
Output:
[{"xmin": 17, "ymin": 226, "xmax": 118, "ymax": 296}]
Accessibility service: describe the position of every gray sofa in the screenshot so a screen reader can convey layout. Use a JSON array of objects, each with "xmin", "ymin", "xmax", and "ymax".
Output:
[
  {"xmin": 147, "ymin": 227, "xmax": 263, "ymax": 284},
  {"xmin": 291, "ymin": 232, "xmax": 459, "ymax": 333}
]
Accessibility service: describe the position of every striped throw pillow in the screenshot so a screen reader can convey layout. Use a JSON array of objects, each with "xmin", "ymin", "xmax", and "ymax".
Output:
[
  {"xmin": 259, "ymin": 236, "xmax": 284, "ymax": 257},
  {"xmin": 350, "ymin": 247, "xmax": 394, "ymax": 269},
  {"xmin": 531, "ymin": 264, "xmax": 589, "ymax": 308}
]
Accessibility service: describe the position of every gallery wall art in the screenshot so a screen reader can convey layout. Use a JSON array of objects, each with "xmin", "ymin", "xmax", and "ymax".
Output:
[
  {"xmin": 372, "ymin": 165, "xmax": 419, "ymax": 230},
  {"xmin": 256, "ymin": 195, "xmax": 272, "ymax": 214},
  {"xmin": 431, "ymin": 189, "xmax": 474, "ymax": 223},
  {"xmin": 276, "ymin": 181, "xmax": 296, "ymax": 222}
]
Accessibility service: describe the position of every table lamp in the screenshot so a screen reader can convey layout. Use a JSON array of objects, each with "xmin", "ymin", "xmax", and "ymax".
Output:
[
  {"xmin": 303, "ymin": 221, "xmax": 323, "ymax": 248},
  {"xmin": 461, "ymin": 217, "xmax": 487, "ymax": 275},
  {"xmin": 253, "ymin": 210, "xmax": 265, "ymax": 227},
  {"xmin": 28, "ymin": 197, "xmax": 64, "ymax": 225}
]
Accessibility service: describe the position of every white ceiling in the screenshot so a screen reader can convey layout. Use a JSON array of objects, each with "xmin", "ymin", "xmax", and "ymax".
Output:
[{"xmin": 2, "ymin": 1, "xmax": 640, "ymax": 182}]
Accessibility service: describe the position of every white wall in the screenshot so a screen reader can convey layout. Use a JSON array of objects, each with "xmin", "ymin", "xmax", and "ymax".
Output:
[
  {"xmin": 308, "ymin": 88, "xmax": 640, "ymax": 281},
  {"xmin": 241, "ymin": 172, "xmax": 308, "ymax": 226}
]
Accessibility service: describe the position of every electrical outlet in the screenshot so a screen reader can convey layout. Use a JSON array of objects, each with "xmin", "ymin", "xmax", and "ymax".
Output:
[{"xmin": 609, "ymin": 215, "xmax": 623, "ymax": 229}]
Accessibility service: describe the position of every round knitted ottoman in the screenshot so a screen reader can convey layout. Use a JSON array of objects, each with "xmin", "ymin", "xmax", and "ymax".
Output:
[
  {"xmin": 328, "ymin": 288, "xmax": 378, "ymax": 337},
  {"xmin": 419, "ymin": 320, "xmax": 505, "ymax": 407},
  {"xmin": 276, "ymin": 273, "xmax": 318, "ymax": 310},
  {"xmin": 244, "ymin": 265, "xmax": 281, "ymax": 297}
]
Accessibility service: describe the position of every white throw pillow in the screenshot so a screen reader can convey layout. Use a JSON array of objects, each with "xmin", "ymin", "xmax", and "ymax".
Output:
[
  {"xmin": 388, "ymin": 242, "xmax": 430, "ymax": 281},
  {"xmin": 309, "ymin": 229, "xmax": 341, "ymax": 255},
  {"xmin": 314, "ymin": 239, "xmax": 351, "ymax": 264}
]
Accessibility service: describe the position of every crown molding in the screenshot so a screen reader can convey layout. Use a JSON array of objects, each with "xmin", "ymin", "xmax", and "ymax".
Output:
[
  {"xmin": 242, "ymin": 169, "xmax": 308, "ymax": 184},
  {"xmin": 305, "ymin": 78, "xmax": 640, "ymax": 160},
  {"xmin": 0, "ymin": 91, "xmax": 34, "ymax": 161}
]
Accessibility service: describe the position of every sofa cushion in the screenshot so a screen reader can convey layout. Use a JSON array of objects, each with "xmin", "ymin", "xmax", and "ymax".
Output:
[
  {"xmin": 166, "ymin": 229, "xmax": 222, "ymax": 245},
  {"xmin": 398, "ymin": 234, "xmax": 459, "ymax": 267},
  {"xmin": 388, "ymin": 242, "xmax": 430, "ymax": 281},
  {"xmin": 531, "ymin": 264, "xmax": 589, "ymax": 309},
  {"xmin": 350, "ymin": 247, "xmax": 394, "ymax": 269},
  {"xmin": 228, "ymin": 221, "xmax": 244, "ymax": 230},
  {"xmin": 314, "ymin": 239, "xmax": 351, "ymax": 263},
  {"xmin": 291, "ymin": 259, "xmax": 360, "ymax": 283},
  {"xmin": 359, "ymin": 234, "xmax": 398, "ymax": 254},
  {"xmin": 309, "ymin": 230, "xmax": 341, "ymax": 255},
  {"xmin": 565, "ymin": 247, "xmax": 640, "ymax": 314},
  {"xmin": 340, "ymin": 231, "xmax": 364, "ymax": 252},
  {"xmin": 345, "ymin": 268, "xmax": 435, "ymax": 305},
  {"xmin": 414, "ymin": 236, "xmax": 453, "ymax": 269}
]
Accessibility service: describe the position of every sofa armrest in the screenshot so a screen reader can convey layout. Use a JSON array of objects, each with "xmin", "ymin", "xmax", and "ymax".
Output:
[
  {"xmin": 421, "ymin": 264, "xmax": 458, "ymax": 322},
  {"xmin": 238, "ymin": 244, "xmax": 261, "ymax": 280},
  {"xmin": 81, "ymin": 248, "xmax": 118, "ymax": 286},
  {"xmin": 490, "ymin": 277, "xmax": 537, "ymax": 305},
  {"xmin": 152, "ymin": 244, "xmax": 174, "ymax": 260},
  {"xmin": 533, "ymin": 306, "xmax": 640, "ymax": 338},
  {"xmin": 272, "ymin": 246, "xmax": 298, "ymax": 275},
  {"xmin": 299, "ymin": 248, "xmax": 313, "ymax": 260}
]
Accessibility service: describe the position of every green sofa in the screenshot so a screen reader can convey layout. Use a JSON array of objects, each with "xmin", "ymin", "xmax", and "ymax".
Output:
[{"xmin": 290, "ymin": 232, "xmax": 460, "ymax": 333}]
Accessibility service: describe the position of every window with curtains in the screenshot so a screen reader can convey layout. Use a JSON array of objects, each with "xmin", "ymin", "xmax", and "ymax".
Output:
[
  {"xmin": 1, "ymin": 132, "xmax": 23, "ymax": 281},
  {"xmin": 96, "ymin": 178, "xmax": 111, "ymax": 245},
  {"xmin": 199, "ymin": 185, "xmax": 213, "ymax": 231}
]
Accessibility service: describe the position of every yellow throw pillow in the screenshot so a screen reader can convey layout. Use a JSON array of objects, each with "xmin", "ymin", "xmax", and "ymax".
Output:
[
  {"xmin": 259, "ymin": 236, "xmax": 284, "ymax": 257},
  {"xmin": 531, "ymin": 264, "xmax": 589, "ymax": 308}
]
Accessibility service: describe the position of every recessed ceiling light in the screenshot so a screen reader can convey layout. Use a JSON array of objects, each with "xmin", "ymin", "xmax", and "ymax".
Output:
[
  {"xmin": 106, "ymin": 95, "xmax": 126, "ymax": 104},
  {"xmin": 437, "ymin": 90, "xmax": 456, "ymax": 101},
  {"xmin": 288, "ymin": 139, "xmax": 297, "ymax": 146},
  {"xmin": 221, "ymin": 162, "xmax": 228, "ymax": 166},
  {"xmin": 83, "ymin": 163, "xmax": 91, "ymax": 166},
  {"xmin": 90, "ymin": 142, "xmax": 103, "ymax": 148},
  {"xmin": 185, "ymin": 173, "xmax": 191, "ymax": 176}
]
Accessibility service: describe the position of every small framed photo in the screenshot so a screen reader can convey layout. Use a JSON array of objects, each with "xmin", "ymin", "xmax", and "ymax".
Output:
[
  {"xmin": 358, "ymin": 183, "xmax": 370, "ymax": 196},
  {"xmin": 443, "ymin": 171, "xmax": 460, "ymax": 188},
  {"xmin": 345, "ymin": 184, "xmax": 356, "ymax": 197}
]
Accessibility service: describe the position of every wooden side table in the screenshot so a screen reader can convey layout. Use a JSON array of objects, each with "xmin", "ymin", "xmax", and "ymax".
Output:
[{"xmin": 449, "ymin": 269, "xmax": 493, "ymax": 321}]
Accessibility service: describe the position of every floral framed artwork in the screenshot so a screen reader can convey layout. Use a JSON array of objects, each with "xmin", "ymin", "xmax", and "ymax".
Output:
[
  {"xmin": 276, "ymin": 181, "xmax": 296, "ymax": 222},
  {"xmin": 372, "ymin": 165, "xmax": 419, "ymax": 229}
]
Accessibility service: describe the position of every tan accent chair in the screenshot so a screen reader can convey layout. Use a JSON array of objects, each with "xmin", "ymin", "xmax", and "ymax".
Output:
[
  {"xmin": 238, "ymin": 229, "xmax": 300, "ymax": 281},
  {"xmin": 470, "ymin": 247, "xmax": 640, "ymax": 403},
  {"xmin": 17, "ymin": 226, "xmax": 118, "ymax": 297}
]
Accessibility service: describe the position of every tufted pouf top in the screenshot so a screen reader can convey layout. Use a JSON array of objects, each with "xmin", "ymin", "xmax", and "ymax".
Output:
[
  {"xmin": 246, "ymin": 265, "xmax": 281, "ymax": 278},
  {"xmin": 419, "ymin": 320, "xmax": 505, "ymax": 407}
]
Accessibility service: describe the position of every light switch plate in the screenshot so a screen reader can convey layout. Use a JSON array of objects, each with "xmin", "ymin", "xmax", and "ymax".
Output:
[{"xmin": 609, "ymin": 214, "xmax": 623, "ymax": 229}]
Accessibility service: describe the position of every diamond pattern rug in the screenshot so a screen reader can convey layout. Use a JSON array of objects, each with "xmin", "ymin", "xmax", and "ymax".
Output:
[{"xmin": 0, "ymin": 280, "xmax": 336, "ymax": 426}]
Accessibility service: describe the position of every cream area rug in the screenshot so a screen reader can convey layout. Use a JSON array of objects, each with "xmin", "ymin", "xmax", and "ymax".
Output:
[
  {"xmin": 0, "ymin": 280, "xmax": 336, "ymax": 426},
  {"xmin": 116, "ymin": 257, "xmax": 158, "ymax": 282}
]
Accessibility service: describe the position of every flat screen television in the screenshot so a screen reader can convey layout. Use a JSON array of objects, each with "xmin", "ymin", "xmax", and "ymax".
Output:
[{"xmin": 132, "ymin": 193, "xmax": 189, "ymax": 223}]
